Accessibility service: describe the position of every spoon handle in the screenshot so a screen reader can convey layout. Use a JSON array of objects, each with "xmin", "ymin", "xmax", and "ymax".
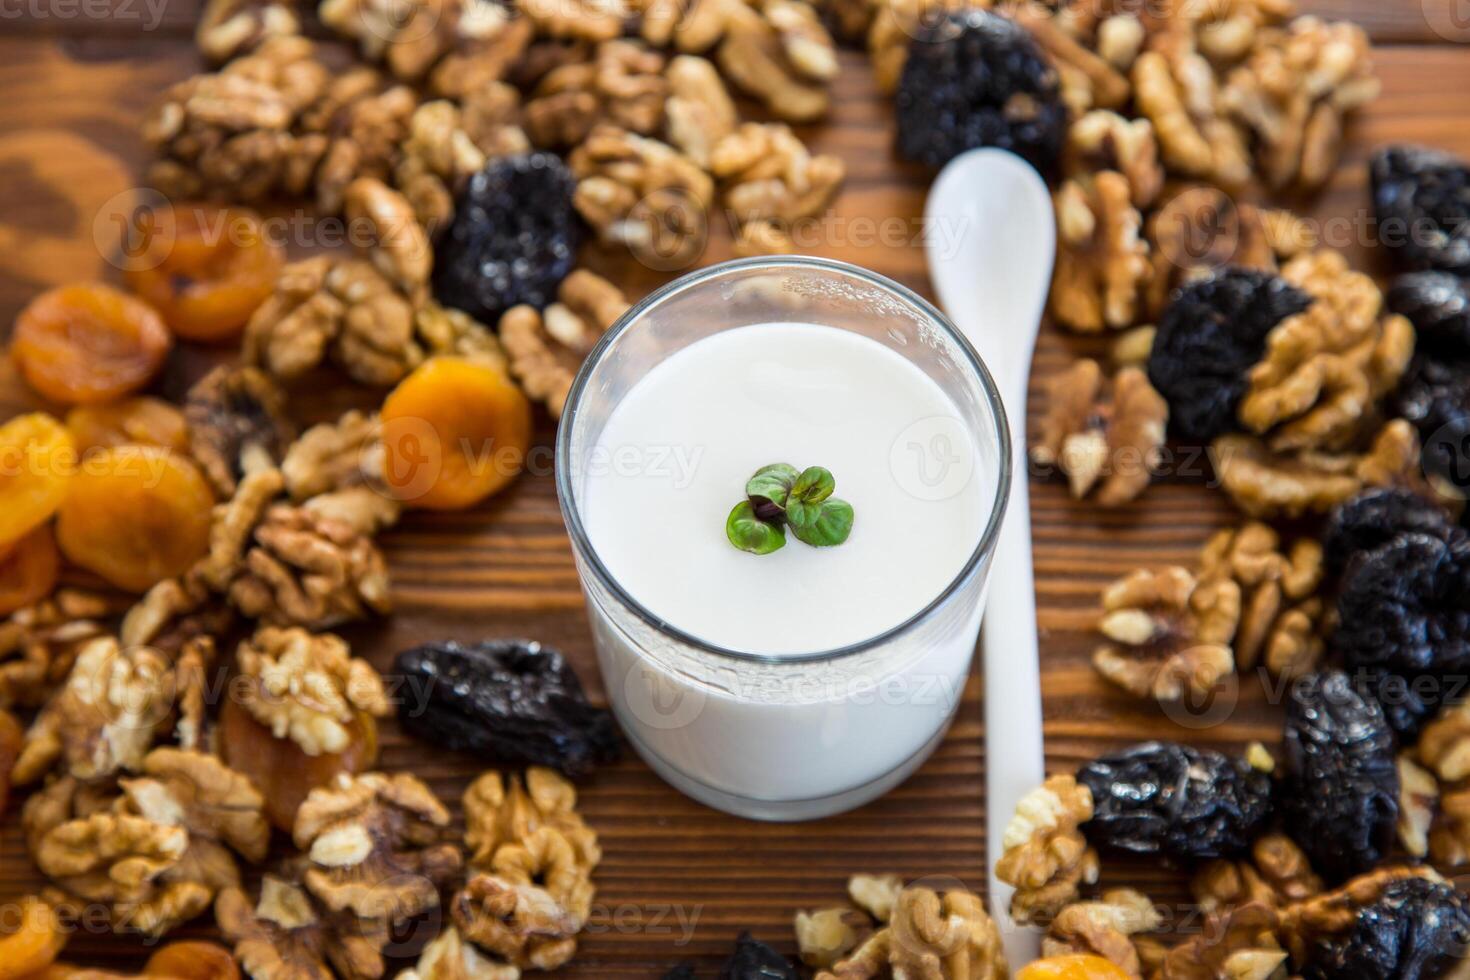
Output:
[{"xmin": 983, "ymin": 448, "xmax": 1044, "ymax": 964}]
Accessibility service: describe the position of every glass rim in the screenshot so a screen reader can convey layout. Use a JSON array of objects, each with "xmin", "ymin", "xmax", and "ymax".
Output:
[{"xmin": 554, "ymin": 255, "xmax": 1013, "ymax": 666}]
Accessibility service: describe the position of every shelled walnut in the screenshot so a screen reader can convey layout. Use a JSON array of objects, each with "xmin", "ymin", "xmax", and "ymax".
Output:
[
  {"xmin": 463, "ymin": 768, "xmax": 601, "ymax": 875},
  {"xmin": 1064, "ymin": 111, "xmax": 1163, "ymax": 209},
  {"xmin": 1032, "ymin": 360, "xmax": 1167, "ymax": 506},
  {"xmin": 218, "ymin": 876, "xmax": 390, "ymax": 980},
  {"xmin": 1414, "ymin": 705, "xmax": 1470, "ymax": 865},
  {"xmin": 710, "ymin": 122, "xmax": 846, "ymax": 248},
  {"xmin": 1222, "ymin": 17, "xmax": 1379, "ymax": 191},
  {"xmin": 1014, "ymin": 3, "xmax": 1130, "ymax": 116},
  {"xmin": 1239, "ymin": 250, "xmax": 1414, "ymax": 452},
  {"xmin": 1159, "ymin": 903, "xmax": 1287, "ymax": 980},
  {"xmin": 294, "ymin": 771, "xmax": 464, "ymax": 923},
  {"xmin": 795, "ymin": 906, "xmax": 872, "ymax": 969},
  {"xmin": 995, "ymin": 775, "xmax": 1099, "ymax": 924},
  {"xmin": 196, "ymin": 0, "xmax": 299, "ymax": 63},
  {"xmin": 280, "ymin": 410, "xmax": 386, "ymax": 502},
  {"xmin": 402, "ymin": 924, "xmax": 520, "ymax": 980},
  {"xmin": 569, "ymin": 125, "xmax": 714, "ymax": 258},
  {"xmin": 1211, "ymin": 418, "xmax": 1435, "ymax": 518},
  {"xmin": 849, "ymin": 873, "xmax": 903, "ymax": 922},
  {"xmin": 525, "ymin": 41, "xmax": 669, "ymax": 149},
  {"xmin": 1396, "ymin": 754, "xmax": 1439, "ymax": 860},
  {"xmin": 235, "ymin": 626, "xmax": 390, "ymax": 757},
  {"xmin": 717, "ymin": 0, "xmax": 834, "ymax": 121},
  {"xmin": 185, "ymin": 364, "xmax": 293, "ymax": 498},
  {"xmin": 1197, "ymin": 521, "xmax": 1324, "ymax": 678},
  {"xmin": 1092, "ymin": 566, "xmax": 1240, "ymax": 702},
  {"xmin": 812, "ymin": 885, "xmax": 1006, "ymax": 980},
  {"xmin": 1042, "ymin": 888, "xmax": 1161, "ymax": 976},
  {"xmin": 1050, "ymin": 172, "xmax": 1150, "ymax": 333},
  {"xmin": 320, "ymin": 0, "xmax": 533, "ymax": 97},
  {"xmin": 665, "ymin": 55, "xmax": 738, "ymax": 169},
  {"xmin": 453, "ymin": 872, "xmax": 582, "ymax": 971},
  {"xmin": 1132, "ymin": 30, "xmax": 1252, "ymax": 188},
  {"xmin": 520, "ymin": 0, "xmax": 626, "ymax": 43},
  {"xmin": 0, "ymin": 590, "xmax": 124, "ymax": 709},
  {"xmin": 12, "ymin": 638, "xmax": 176, "ymax": 786},
  {"xmin": 1192, "ymin": 833, "xmax": 1323, "ymax": 915},
  {"xmin": 499, "ymin": 270, "xmax": 629, "ymax": 418}
]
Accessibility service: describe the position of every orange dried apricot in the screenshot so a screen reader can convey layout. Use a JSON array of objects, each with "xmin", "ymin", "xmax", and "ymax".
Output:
[
  {"xmin": 11, "ymin": 284, "xmax": 172, "ymax": 405},
  {"xmin": 55, "ymin": 446, "xmax": 212, "ymax": 592},
  {"xmin": 0, "ymin": 708, "xmax": 21, "ymax": 814},
  {"xmin": 1017, "ymin": 955, "xmax": 1132, "ymax": 980},
  {"xmin": 143, "ymin": 940, "xmax": 240, "ymax": 980},
  {"xmin": 65, "ymin": 398, "xmax": 189, "ymax": 455},
  {"xmin": 219, "ymin": 695, "xmax": 379, "ymax": 832},
  {"xmin": 0, "ymin": 897, "xmax": 67, "ymax": 980},
  {"xmin": 0, "ymin": 525, "xmax": 60, "ymax": 617},
  {"xmin": 0, "ymin": 413, "xmax": 74, "ymax": 548},
  {"xmin": 380, "ymin": 355, "xmax": 532, "ymax": 510},
  {"xmin": 124, "ymin": 206, "xmax": 283, "ymax": 343}
]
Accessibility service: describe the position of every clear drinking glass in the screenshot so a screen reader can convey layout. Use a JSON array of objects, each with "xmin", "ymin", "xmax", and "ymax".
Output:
[{"xmin": 556, "ymin": 257, "xmax": 1011, "ymax": 821}]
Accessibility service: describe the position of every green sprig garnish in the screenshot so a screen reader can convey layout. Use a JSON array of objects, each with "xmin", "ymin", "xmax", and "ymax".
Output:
[{"xmin": 726, "ymin": 463, "xmax": 854, "ymax": 555}]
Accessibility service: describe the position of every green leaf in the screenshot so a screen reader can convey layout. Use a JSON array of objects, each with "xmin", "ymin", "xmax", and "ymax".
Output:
[
  {"xmin": 790, "ymin": 466, "xmax": 835, "ymax": 505},
  {"xmin": 745, "ymin": 463, "xmax": 799, "ymax": 516},
  {"xmin": 726, "ymin": 501, "xmax": 787, "ymax": 555},
  {"xmin": 790, "ymin": 499, "xmax": 854, "ymax": 547}
]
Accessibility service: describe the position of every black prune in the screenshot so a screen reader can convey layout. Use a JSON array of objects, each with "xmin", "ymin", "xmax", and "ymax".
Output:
[
  {"xmin": 1392, "ymin": 350, "xmax": 1470, "ymax": 494},
  {"xmin": 1304, "ymin": 877, "xmax": 1470, "ymax": 980},
  {"xmin": 1371, "ymin": 145, "xmax": 1470, "ymax": 276},
  {"xmin": 1334, "ymin": 532, "xmax": 1470, "ymax": 739},
  {"xmin": 1323, "ymin": 488, "xmax": 1455, "ymax": 579},
  {"xmin": 432, "ymin": 153, "xmax": 579, "ymax": 324},
  {"xmin": 1280, "ymin": 671, "xmax": 1399, "ymax": 882},
  {"xmin": 718, "ymin": 933, "xmax": 798, "ymax": 980},
  {"xmin": 393, "ymin": 639, "xmax": 620, "ymax": 777},
  {"xmin": 894, "ymin": 9, "xmax": 1067, "ymax": 172},
  {"xmin": 1076, "ymin": 741, "xmax": 1272, "ymax": 861},
  {"xmin": 1147, "ymin": 268, "xmax": 1314, "ymax": 444},
  {"xmin": 1387, "ymin": 272, "xmax": 1470, "ymax": 356}
]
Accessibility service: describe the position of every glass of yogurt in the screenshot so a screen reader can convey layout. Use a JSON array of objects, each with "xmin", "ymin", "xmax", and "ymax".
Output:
[{"xmin": 556, "ymin": 257, "xmax": 1011, "ymax": 820}]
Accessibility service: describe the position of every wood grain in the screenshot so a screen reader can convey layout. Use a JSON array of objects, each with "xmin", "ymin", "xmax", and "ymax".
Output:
[{"xmin": 0, "ymin": 7, "xmax": 1467, "ymax": 973}]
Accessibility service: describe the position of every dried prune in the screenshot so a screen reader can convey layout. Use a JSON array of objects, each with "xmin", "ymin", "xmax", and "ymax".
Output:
[
  {"xmin": 719, "ymin": 933, "xmax": 798, "ymax": 980},
  {"xmin": 1280, "ymin": 671, "xmax": 1399, "ymax": 882},
  {"xmin": 1334, "ymin": 532, "xmax": 1470, "ymax": 739},
  {"xmin": 1304, "ymin": 877, "xmax": 1470, "ymax": 980},
  {"xmin": 393, "ymin": 639, "xmax": 620, "ymax": 777},
  {"xmin": 1392, "ymin": 351, "xmax": 1470, "ymax": 493},
  {"xmin": 894, "ymin": 9, "xmax": 1067, "ymax": 171},
  {"xmin": 1076, "ymin": 741, "xmax": 1272, "ymax": 861},
  {"xmin": 1387, "ymin": 272, "xmax": 1470, "ymax": 356},
  {"xmin": 1371, "ymin": 145, "xmax": 1470, "ymax": 276},
  {"xmin": 1323, "ymin": 489, "xmax": 1455, "ymax": 579},
  {"xmin": 1147, "ymin": 268, "xmax": 1314, "ymax": 444},
  {"xmin": 432, "ymin": 153, "xmax": 579, "ymax": 324}
]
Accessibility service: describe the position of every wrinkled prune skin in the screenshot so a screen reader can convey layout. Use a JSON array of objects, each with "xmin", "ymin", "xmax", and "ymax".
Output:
[
  {"xmin": 895, "ymin": 9, "xmax": 1067, "ymax": 171},
  {"xmin": 1388, "ymin": 272, "xmax": 1470, "ymax": 355},
  {"xmin": 1147, "ymin": 268, "xmax": 1315, "ymax": 443},
  {"xmin": 1371, "ymin": 145, "xmax": 1470, "ymax": 276},
  {"xmin": 1393, "ymin": 351, "xmax": 1470, "ymax": 494},
  {"xmin": 718, "ymin": 933, "xmax": 798, "ymax": 980},
  {"xmin": 1304, "ymin": 878, "xmax": 1470, "ymax": 980},
  {"xmin": 1076, "ymin": 741, "xmax": 1272, "ymax": 861},
  {"xmin": 1281, "ymin": 671, "xmax": 1399, "ymax": 882},
  {"xmin": 393, "ymin": 639, "xmax": 620, "ymax": 776},
  {"xmin": 1323, "ymin": 489, "xmax": 1455, "ymax": 579},
  {"xmin": 1335, "ymin": 533, "xmax": 1470, "ymax": 739},
  {"xmin": 432, "ymin": 153, "xmax": 579, "ymax": 324}
]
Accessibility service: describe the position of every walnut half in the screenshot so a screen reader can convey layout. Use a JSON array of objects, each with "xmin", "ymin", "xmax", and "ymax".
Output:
[
  {"xmin": 995, "ymin": 774, "xmax": 1099, "ymax": 925},
  {"xmin": 1032, "ymin": 359, "xmax": 1167, "ymax": 506}
]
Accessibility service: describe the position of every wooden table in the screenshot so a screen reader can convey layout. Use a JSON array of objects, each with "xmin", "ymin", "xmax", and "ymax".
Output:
[{"xmin": 1, "ymin": 1, "xmax": 1469, "ymax": 972}]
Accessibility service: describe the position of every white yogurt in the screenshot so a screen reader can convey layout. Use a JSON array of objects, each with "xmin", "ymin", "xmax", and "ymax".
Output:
[{"xmin": 578, "ymin": 322, "xmax": 996, "ymax": 818}]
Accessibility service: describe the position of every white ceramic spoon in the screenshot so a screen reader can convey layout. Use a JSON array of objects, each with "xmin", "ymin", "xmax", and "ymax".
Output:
[{"xmin": 923, "ymin": 148, "xmax": 1055, "ymax": 967}]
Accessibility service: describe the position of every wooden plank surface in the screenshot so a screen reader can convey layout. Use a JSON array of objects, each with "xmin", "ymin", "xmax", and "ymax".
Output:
[{"xmin": 0, "ymin": 4, "xmax": 1468, "ymax": 973}]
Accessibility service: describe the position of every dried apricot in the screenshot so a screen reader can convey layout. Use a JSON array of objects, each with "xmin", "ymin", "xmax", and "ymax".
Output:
[
  {"xmin": 0, "ymin": 525, "xmax": 59, "ymax": 617},
  {"xmin": 380, "ymin": 355, "xmax": 532, "ymax": 510},
  {"xmin": 55, "ymin": 446, "xmax": 212, "ymax": 592},
  {"xmin": 143, "ymin": 940, "xmax": 240, "ymax": 980},
  {"xmin": 0, "ymin": 413, "xmax": 74, "ymax": 547},
  {"xmin": 124, "ymin": 206, "xmax": 283, "ymax": 343},
  {"xmin": 65, "ymin": 398, "xmax": 189, "ymax": 455},
  {"xmin": 11, "ymin": 284, "xmax": 172, "ymax": 405},
  {"xmin": 0, "ymin": 897, "xmax": 67, "ymax": 980},
  {"xmin": 1016, "ymin": 956, "xmax": 1131, "ymax": 980},
  {"xmin": 219, "ymin": 695, "xmax": 379, "ymax": 832},
  {"xmin": 0, "ymin": 708, "xmax": 21, "ymax": 814}
]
